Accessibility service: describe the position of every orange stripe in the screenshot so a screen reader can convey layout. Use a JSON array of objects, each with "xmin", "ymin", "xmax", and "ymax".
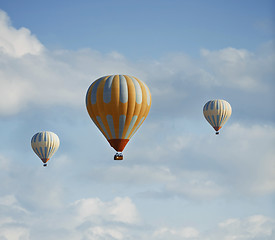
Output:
[
  {"xmin": 121, "ymin": 76, "xmax": 136, "ymax": 139},
  {"xmin": 110, "ymin": 75, "xmax": 120, "ymax": 138},
  {"xmin": 86, "ymin": 77, "xmax": 110, "ymax": 139},
  {"xmin": 126, "ymin": 77, "xmax": 150, "ymax": 139}
]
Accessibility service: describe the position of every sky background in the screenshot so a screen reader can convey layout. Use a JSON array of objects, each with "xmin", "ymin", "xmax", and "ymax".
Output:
[{"xmin": 0, "ymin": 0, "xmax": 274, "ymax": 239}]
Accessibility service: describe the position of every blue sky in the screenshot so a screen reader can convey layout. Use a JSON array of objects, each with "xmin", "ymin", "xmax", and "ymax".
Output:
[
  {"xmin": 1, "ymin": 0, "xmax": 273, "ymax": 58},
  {"xmin": 0, "ymin": 0, "xmax": 274, "ymax": 239}
]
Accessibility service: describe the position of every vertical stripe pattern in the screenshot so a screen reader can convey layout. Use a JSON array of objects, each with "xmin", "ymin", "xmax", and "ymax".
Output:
[
  {"xmin": 31, "ymin": 131, "xmax": 60, "ymax": 163},
  {"xmin": 86, "ymin": 75, "xmax": 151, "ymax": 151},
  {"xmin": 203, "ymin": 99, "xmax": 232, "ymax": 132}
]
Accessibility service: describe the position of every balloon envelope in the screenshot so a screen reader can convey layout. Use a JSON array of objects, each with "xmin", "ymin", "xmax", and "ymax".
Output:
[
  {"xmin": 86, "ymin": 75, "xmax": 151, "ymax": 153},
  {"xmin": 31, "ymin": 131, "xmax": 60, "ymax": 165},
  {"xmin": 203, "ymin": 99, "xmax": 232, "ymax": 134}
]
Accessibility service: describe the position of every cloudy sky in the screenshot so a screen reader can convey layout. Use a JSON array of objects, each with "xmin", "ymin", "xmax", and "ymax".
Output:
[{"xmin": 0, "ymin": 0, "xmax": 274, "ymax": 239}]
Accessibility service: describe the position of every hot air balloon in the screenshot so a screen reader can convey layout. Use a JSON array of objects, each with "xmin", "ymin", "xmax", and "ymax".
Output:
[
  {"xmin": 86, "ymin": 75, "xmax": 151, "ymax": 160},
  {"xmin": 31, "ymin": 131, "xmax": 60, "ymax": 166},
  {"xmin": 203, "ymin": 99, "xmax": 232, "ymax": 135}
]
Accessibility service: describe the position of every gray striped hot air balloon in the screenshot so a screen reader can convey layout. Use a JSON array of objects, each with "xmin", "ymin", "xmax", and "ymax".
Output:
[
  {"xmin": 203, "ymin": 99, "xmax": 232, "ymax": 135},
  {"xmin": 31, "ymin": 131, "xmax": 60, "ymax": 166}
]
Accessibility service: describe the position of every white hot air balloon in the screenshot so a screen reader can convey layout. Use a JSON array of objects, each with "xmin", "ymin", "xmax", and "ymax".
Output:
[
  {"xmin": 203, "ymin": 99, "xmax": 232, "ymax": 135},
  {"xmin": 31, "ymin": 131, "xmax": 60, "ymax": 166}
]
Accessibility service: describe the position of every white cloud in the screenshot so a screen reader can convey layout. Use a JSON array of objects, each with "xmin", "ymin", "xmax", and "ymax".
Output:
[
  {"xmin": 0, "ymin": 226, "xmax": 30, "ymax": 240},
  {"xmin": 0, "ymin": 195, "xmax": 29, "ymax": 214},
  {"xmin": 0, "ymin": 8, "xmax": 274, "ymax": 126},
  {"xmin": 0, "ymin": 11, "xmax": 140, "ymax": 116},
  {"xmin": 86, "ymin": 165, "xmax": 176, "ymax": 185},
  {"xmin": 0, "ymin": 10, "xmax": 44, "ymax": 57},
  {"xmin": 84, "ymin": 164, "xmax": 225, "ymax": 200},
  {"xmin": 81, "ymin": 226, "xmax": 125, "ymax": 240},
  {"xmin": 0, "ymin": 193, "xmax": 140, "ymax": 240},
  {"xmin": 0, "ymin": 155, "xmax": 65, "ymax": 210},
  {"xmin": 200, "ymin": 47, "xmax": 274, "ymax": 91},
  {"xmin": 93, "ymin": 122, "xmax": 274, "ymax": 199},
  {"xmin": 0, "ymin": 42, "xmax": 138, "ymax": 116},
  {"xmin": 0, "ymin": 154, "xmax": 274, "ymax": 239},
  {"xmin": 72, "ymin": 197, "xmax": 140, "ymax": 225},
  {"xmin": 215, "ymin": 215, "xmax": 275, "ymax": 240},
  {"xmin": 1, "ymin": 193, "xmax": 274, "ymax": 240},
  {"xmin": 150, "ymin": 215, "xmax": 275, "ymax": 240},
  {"xmin": 0, "ymin": 194, "xmax": 30, "ymax": 240},
  {"xmin": 206, "ymin": 123, "xmax": 275, "ymax": 196},
  {"xmin": 153, "ymin": 226, "xmax": 199, "ymax": 239}
]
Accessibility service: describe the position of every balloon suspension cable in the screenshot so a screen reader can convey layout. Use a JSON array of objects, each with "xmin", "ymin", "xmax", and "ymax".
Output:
[
  {"xmin": 43, "ymin": 163, "xmax": 47, "ymax": 167},
  {"xmin": 114, "ymin": 152, "xmax": 123, "ymax": 160}
]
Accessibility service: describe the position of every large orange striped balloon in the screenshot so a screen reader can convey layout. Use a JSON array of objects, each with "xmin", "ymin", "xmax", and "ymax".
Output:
[{"xmin": 86, "ymin": 75, "xmax": 151, "ymax": 159}]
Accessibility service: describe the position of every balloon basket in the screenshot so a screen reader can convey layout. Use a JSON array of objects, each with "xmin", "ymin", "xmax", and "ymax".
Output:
[
  {"xmin": 216, "ymin": 131, "xmax": 219, "ymax": 135},
  {"xmin": 114, "ymin": 152, "xmax": 123, "ymax": 160},
  {"xmin": 43, "ymin": 163, "xmax": 47, "ymax": 167}
]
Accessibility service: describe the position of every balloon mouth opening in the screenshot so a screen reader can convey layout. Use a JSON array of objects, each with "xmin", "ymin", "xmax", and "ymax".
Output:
[
  {"xmin": 108, "ymin": 139, "xmax": 129, "ymax": 152},
  {"xmin": 41, "ymin": 158, "xmax": 49, "ymax": 166},
  {"xmin": 214, "ymin": 126, "xmax": 221, "ymax": 132},
  {"xmin": 41, "ymin": 158, "xmax": 49, "ymax": 163},
  {"xmin": 114, "ymin": 152, "xmax": 123, "ymax": 160}
]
